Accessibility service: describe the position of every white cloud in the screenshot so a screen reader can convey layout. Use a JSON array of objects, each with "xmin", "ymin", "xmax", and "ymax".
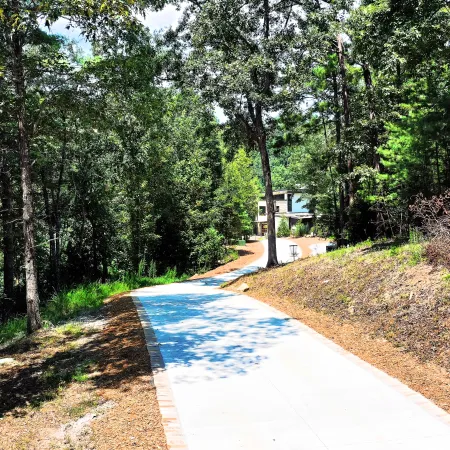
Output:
[
  {"xmin": 43, "ymin": 5, "xmax": 184, "ymax": 52},
  {"xmin": 215, "ymin": 106, "xmax": 227, "ymax": 124},
  {"xmin": 139, "ymin": 5, "xmax": 184, "ymax": 31}
]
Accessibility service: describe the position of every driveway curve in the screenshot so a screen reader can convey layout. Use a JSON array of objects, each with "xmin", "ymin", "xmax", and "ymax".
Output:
[{"xmin": 131, "ymin": 239, "xmax": 450, "ymax": 450}]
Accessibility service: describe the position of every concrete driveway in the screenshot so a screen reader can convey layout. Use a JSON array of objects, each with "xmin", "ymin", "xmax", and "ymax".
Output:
[{"xmin": 131, "ymin": 239, "xmax": 450, "ymax": 450}]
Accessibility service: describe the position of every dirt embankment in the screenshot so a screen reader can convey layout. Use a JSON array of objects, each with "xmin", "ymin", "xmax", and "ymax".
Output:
[
  {"xmin": 191, "ymin": 240, "xmax": 264, "ymax": 279},
  {"xmin": 0, "ymin": 295, "xmax": 167, "ymax": 450},
  {"xmin": 227, "ymin": 243, "xmax": 450, "ymax": 413}
]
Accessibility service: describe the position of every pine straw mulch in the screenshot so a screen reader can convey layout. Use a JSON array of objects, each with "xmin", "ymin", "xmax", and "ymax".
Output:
[
  {"xmin": 0, "ymin": 294, "xmax": 167, "ymax": 450},
  {"xmin": 226, "ymin": 246, "xmax": 450, "ymax": 414}
]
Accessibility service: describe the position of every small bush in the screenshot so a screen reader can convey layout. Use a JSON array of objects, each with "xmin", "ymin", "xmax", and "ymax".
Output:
[
  {"xmin": 409, "ymin": 228, "xmax": 424, "ymax": 244},
  {"xmin": 411, "ymin": 191, "xmax": 450, "ymax": 268},
  {"xmin": 426, "ymin": 238, "xmax": 450, "ymax": 269},
  {"xmin": 294, "ymin": 221, "xmax": 309, "ymax": 237},
  {"xmin": 0, "ymin": 316, "xmax": 27, "ymax": 344},
  {"xmin": 191, "ymin": 227, "xmax": 225, "ymax": 271},
  {"xmin": 277, "ymin": 216, "xmax": 291, "ymax": 237},
  {"xmin": 148, "ymin": 260, "xmax": 157, "ymax": 278},
  {"xmin": 222, "ymin": 248, "xmax": 239, "ymax": 264}
]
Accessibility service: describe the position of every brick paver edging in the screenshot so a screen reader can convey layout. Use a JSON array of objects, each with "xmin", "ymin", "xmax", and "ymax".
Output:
[{"xmin": 132, "ymin": 296, "xmax": 189, "ymax": 450}]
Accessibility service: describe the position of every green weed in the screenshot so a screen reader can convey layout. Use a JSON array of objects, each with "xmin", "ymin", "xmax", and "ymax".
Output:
[
  {"xmin": 55, "ymin": 323, "xmax": 84, "ymax": 338},
  {"xmin": 0, "ymin": 316, "xmax": 27, "ymax": 344},
  {"xmin": 66, "ymin": 398, "xmax": 99, "ymax": 419},
  {"xmin": 72, "ymin": 360, "xmax": 95, "ymax": 383}
]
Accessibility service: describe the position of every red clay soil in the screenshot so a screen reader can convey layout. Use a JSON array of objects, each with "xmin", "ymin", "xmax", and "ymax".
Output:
[{"xmin": 191, "ymin": 240, "xmax": 264, "ymax": 279}]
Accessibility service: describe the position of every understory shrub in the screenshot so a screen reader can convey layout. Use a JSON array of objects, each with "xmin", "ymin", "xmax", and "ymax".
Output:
[
  {"xmin": 222, "ymin": 248, "xmax": 239, "ymax": 264},
  {"xmin": 191, "ymin": 227, "xmax": 225, "ymax": 271},
  {"xmin": 277, "ymin": 216, "xmax": 290, "ymax": 237},
  {"xmin": 294, "ymin": 221, "xmax": 309, "ymax": 237},
  {"xmin": 411, "ymin": 191, "xmax": 450, "ymax": 268}
]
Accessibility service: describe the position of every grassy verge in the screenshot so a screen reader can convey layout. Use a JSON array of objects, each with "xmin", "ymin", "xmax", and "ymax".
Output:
[{"xmin": 0, "ymin": 269, "xmax": 186, "ymax": 345}]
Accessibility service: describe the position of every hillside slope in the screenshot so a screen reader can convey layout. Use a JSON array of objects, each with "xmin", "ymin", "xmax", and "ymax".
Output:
[{"xmin": 227, "ymin": 242, "xmax": 450, "ymax": 412}]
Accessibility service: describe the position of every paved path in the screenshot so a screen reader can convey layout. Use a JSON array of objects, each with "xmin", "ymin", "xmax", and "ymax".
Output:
[{"xmin": 132, "ymin": 239, "xmax": 450, "ymax": 450}]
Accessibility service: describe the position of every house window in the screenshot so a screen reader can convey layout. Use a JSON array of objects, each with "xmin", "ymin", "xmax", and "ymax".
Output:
[
  {"xmin": 276, "ymin": 205, "xmax": 280, "ymax": 213},
  {"xmin": 259, "ymin": 206, "xmax": 266, "ymax": 215}
]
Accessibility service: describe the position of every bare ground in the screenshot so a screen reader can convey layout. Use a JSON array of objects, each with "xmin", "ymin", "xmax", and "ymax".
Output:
[
  {"xmin": 191, "ymin": 240, "xmax": 264, "ymax": 280},
  {"xmin": 226, "ymin": 243, "xmax": 450, "ymax": 414},
  {"xmin": 0, "ymin": 294, "xmax": 167, "ymax": 450}
]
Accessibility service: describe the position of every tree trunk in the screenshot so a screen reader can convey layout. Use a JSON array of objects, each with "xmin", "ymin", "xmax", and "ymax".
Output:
[
  {"xmin": 12, "ymin": 23, "xmax": 42, "ymax": 333},
  {"xmin": 258, "ymin": 132, "xmax": 278, "ymax": 267},
  {"xmin": 257, "ymin": 0, "xmax": 278, "ymax": 268},
  {"xmin": 92, "ymin": 222, "xmax": 99, "ymax": 279},
  {"xmin": 51, "ymin": 119, "xmax": 67, "ymax": 291},
  {"xmin": 1, "ymin": 157, "xmax": 15, "ymax": 304},
  {"xmin": 435, "ymin": 143, "xmax": 442, "ymax": 194},
  {"xmin": 130, "ymin": 205, "xmax": 141, "ymax": 272},
  {"xmin": 321, "ymin": 112, "xmax": 339, "ymax": 234},
  {"xmin": 101, "ymin": 239, "xmax": 108, "ymax": 284},
  {"xmin": 246, "ymin": 97, "xmax": 278, "ymax": 267}
]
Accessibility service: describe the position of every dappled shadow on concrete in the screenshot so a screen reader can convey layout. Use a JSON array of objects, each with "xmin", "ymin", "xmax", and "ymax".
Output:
[{"xmin": 136, "ymin": 287, "xmax": 298, "ymax": 384}]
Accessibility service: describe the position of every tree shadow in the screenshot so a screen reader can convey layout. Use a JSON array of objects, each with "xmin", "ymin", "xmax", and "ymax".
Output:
[
  {"xmin": 0, "ymin": 296, "xmax": 155, "ymax": 417},
  {"xmin": 135, "ymin": 286, "xmax": 299, "ymax": 384},
  {"xmin": 237, "ymin": 249, "xmax": 255, "ymax": 257},
  {"xmin": 0, "ymin": 286, "xmax": 298, "ymax": 416}
]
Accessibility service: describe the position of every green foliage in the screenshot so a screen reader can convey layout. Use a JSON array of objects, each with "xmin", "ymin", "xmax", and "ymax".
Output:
[
  {"xmin": 294, "ymin": 221, "xmax": 309, "ymax": 238},
  {"xmin": 277, "ymin": 217, "xmax": 291, "ymax": 238},
  {"xmin": 190, "ymin": 227, "xmax": 225, "ymax": 271},
  {"xmin": 148, "ymin": 260, "xmax": 157, "ymax": 279},
  {"xmin": 217, "ymin": 147, "xmax": 260, "ymax": 240},
  {"xmin": 222, "ymin": 248, "xmax": 239, "ymax": 265},
  {"xmin": 0, "ymin": 272, "xmax": 186, "ymax": 344},
  {"xmin": 0, "ymin": 317, "xmax": 27, "ymax": 345},
  {"xmin": 409, "ymin": 229, "xmax": 424, "ymax": 244},
  {"xmin": 1, "ymin": 0, "xmax": 450, "ymax": 327}
]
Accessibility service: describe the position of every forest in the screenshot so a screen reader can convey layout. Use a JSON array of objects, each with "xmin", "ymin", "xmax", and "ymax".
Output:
[{"xmin": 0, "ymin": 0, "xmax": 449, "ymax": 332}]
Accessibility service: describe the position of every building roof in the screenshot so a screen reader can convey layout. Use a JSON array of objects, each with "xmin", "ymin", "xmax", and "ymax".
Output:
[{"xmin": 276, "ymin": 213, "xmax": 314, "ymax": 219}]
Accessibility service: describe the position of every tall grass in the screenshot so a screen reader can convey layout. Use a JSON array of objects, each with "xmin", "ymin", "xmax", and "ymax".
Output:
[{"xmin": 0, "ymin": 269, "xmax": 186, "ymax": 345}]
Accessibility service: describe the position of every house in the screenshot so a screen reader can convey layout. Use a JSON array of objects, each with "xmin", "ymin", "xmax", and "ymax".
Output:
[{"xmin": 255, "ymin": 190, "xmax": 314, "ymax": 236}]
